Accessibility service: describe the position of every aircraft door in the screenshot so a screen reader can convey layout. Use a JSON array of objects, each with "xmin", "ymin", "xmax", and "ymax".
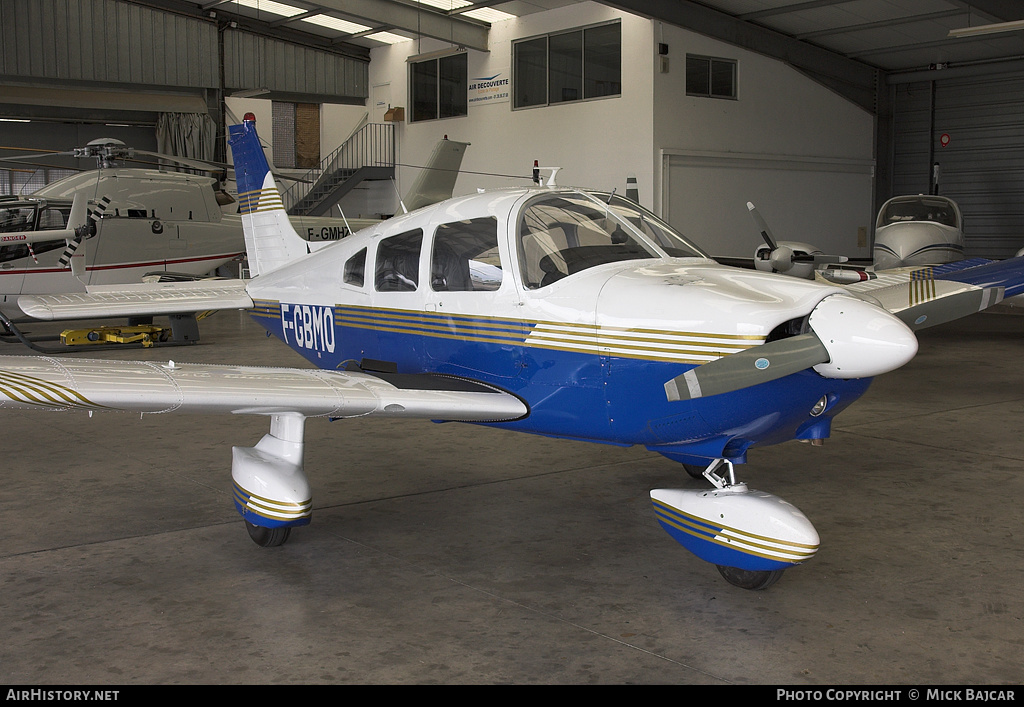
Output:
[{"xmin": 423, "ymin": 216, "xmax": 525, "ymax": 380}]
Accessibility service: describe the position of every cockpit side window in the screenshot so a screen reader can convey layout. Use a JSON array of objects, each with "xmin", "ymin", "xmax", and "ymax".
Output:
[
  {"xmin": 344, "ymin": 248, "xmax": 366, "ymax": 287},
  {"xmin": 375, "ymin": 229, "xmax": 423, "ymax": 292},
  {"xmin": 431, "ymin": 217, "xmax": 502, "ymax": 292}
]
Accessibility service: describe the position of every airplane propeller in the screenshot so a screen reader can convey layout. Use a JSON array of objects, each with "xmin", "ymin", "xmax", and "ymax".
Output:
[
  {"xmin": 748, "ymin": 202, "xmax": 848, "ymax": 277},
  {"xmin": 665, "ymin": 294, "xmax": 919, "ymax": 401}
]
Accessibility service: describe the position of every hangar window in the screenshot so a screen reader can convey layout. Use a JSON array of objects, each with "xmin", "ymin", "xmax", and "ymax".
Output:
[
  {"xmin": 513, "ymin": 21, "xmax": 621, "ymax": 109},
  {"xmin": 431, "ymin": 217, "xmax": 502, "ymax": 292},
  {"xmin": 344, "ymin": 248, "xmax": 366, "ymax": 287},
  {"xmin": 410, "ymin": 52, "xmax": 468, "ymax": 122},
  {"xmin": 375, "ymin": 230, "xmax": 422, "ymax": 292},
  {"xmin": 686, "ymin": 55, "xmax": 737, "ymax": 99}
]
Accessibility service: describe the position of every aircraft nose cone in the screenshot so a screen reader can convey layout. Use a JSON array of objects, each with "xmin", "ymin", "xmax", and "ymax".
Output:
[{"xmin": 809, "ymin": 295, "xmax": 918, "ymax": 379}]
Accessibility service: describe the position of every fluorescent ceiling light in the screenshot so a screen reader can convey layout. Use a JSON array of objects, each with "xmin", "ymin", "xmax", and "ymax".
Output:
[
  {"xmin": 415, "ymin": 0, "xmax": 472, "ymax": 10},
  {"xmin": 461, "ymin": 8, "xmax": 515, "ymax": 22},
  {"xmin": 367, "ymin": 31, "xmax": 413, "ymax": 45},
  {"xmin": 301, "ymin": 15, "xmax": 371, "ymax": 34},
  {"xmin": 231, "ymin": 0, "xmax": 306, "ymax": 18},
  {"xmin": 948, "ymin": 19, "xmax": 1024, "ymax": 38}
]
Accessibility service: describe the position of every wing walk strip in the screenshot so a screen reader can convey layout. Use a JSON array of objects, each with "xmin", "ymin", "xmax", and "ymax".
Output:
[
  {"xmin": 0, "ymin": 370, "xmax": 105, "ymax": 410},
  {"xmin": 909, "ymin": 267, "xmax": 937, "ymax": 305},
  {"xmin": 248, "ymin": 304, "xmax": 766, "ymax": 365},
  {"xmin": 652, "ymin": 499, "xmax": 819, "ymax": 564}
]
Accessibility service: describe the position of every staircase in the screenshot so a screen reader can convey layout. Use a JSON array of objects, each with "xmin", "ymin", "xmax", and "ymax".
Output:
[{"xmin": 283, "ymin": 122, "xmax": 395, "ymax": 217}]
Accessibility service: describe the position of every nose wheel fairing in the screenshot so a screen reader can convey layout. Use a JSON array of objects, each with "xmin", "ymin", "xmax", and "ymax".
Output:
[{"xmin": 651, "ymin": 461, "xmax": 820, "ymax": 582}]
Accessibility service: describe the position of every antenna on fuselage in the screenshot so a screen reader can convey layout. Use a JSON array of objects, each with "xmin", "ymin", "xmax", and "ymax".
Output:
[
  {"xmin": 336, "ymin": 203, "xmax": 353, "ymax": 237},
  {"xmin": 391, "ymin": 178, "xmax": 408, "ymax": 214}
]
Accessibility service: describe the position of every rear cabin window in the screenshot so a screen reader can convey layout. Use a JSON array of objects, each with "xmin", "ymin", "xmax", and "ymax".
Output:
[
  {"xmin": 431, "ymin": 217, "xmax": 502, "ymax": 292},
  {"xmin": 375, "ymin": 230, "xmax": 423, "ymax": 292},
  {"xmin": 344, "ymin": 248, "xmax": 366, "ymax": 287}
]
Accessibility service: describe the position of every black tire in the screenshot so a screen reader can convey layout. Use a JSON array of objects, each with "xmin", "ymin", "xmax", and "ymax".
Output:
[
  {"xmin": 683, "ymin": 463, "xmax": 706, "ymax": 479},
  {"xmin": 716, "ymin": 565, "xmax": 785, "ymax": 590},
  {"xmin": 245, "ymin": 520, "xmax": 291, "ymax": 547}
]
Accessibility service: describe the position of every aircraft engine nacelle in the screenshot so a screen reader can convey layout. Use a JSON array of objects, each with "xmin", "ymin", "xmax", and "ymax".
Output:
[
  {"xmin": 650, "ymin": 486, "xmax": 819, "ymax": 572},
  {"xmin": 753, "ymin": 240, "xmax": 822, "ymax": 280}
]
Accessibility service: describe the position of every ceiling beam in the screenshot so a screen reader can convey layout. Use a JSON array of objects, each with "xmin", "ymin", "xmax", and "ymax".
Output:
[{"xmin": 601, "ymin": 0, "xmax": 879, "ymax": 112}]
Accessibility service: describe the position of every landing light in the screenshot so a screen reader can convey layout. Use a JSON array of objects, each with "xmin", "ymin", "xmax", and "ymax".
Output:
[{"xmin": 810, "ymin": 395, "xmax": 828, "ymax": 417}]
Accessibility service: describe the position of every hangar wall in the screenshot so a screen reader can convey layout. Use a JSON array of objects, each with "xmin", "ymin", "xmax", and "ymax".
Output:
[
  {"xmin": 365, "ymin": 1, "xmax": 875, "ymax": 261},
  {"xmin": 890, "ymin": 68, "xmax": 1024, "ymax": 259},
  {"xmin": 367, "ymin": 2, "xmax": 655, "ymax": 210},
  {"xmin": 652, "ymin": 22, "xmax": 875, "ymax": 260}
]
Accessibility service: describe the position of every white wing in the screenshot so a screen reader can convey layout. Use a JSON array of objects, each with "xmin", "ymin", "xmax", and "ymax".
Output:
[
  {"xmin": 823, "ymin": 269, "xmax": 1004, "ymax": 331},
  {"xmin": 18, "ymin": 279, "xmax": 253, "ymax": 320},
  {"xmin": 0, "ymin": 355, "xmax": 527, "ymax": 421}
]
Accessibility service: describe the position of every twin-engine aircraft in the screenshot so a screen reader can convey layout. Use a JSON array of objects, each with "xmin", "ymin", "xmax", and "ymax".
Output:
[{"xmin": 3, "ymin": 119, "xmax": 1024, "ymax": 590}]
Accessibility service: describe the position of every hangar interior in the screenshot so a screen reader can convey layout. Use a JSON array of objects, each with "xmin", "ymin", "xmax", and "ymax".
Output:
[{"xmin": 1, "ymin": 0, "xmax": 1023, "ymax": 685}]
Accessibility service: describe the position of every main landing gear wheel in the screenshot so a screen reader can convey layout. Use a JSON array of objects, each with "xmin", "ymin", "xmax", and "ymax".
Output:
[
  {"xmin": 682, "ymin": 463, "xmax": 706, "ymax": 479},
  {"xmin": 717, "ymin": 565, "xmax": 785, "ymax": 590},
  {"xmin": 245, "ymin": 521, "xmax": 291, "ymax": 548}
]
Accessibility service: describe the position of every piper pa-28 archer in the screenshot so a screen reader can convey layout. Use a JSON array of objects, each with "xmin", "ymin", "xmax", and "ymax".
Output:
[{"xmin": 4, "ymin": 118, "xmax": 1024, "ymax": 590}]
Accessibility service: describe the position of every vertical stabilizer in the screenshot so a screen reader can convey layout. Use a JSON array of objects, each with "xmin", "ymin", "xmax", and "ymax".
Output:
[
  {"xmin": 228, "ymin": 117, "xmax": 310, "ymax": 277},
  {"xmin": 402, "ymin": 138, "xmax": 470, "ymax": 212}
]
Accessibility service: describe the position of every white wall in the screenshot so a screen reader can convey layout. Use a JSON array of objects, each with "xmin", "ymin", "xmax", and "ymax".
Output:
[
  {"xmin": 652, "ymin": 22, "xmax": 875, "ymax": 258},
  {"xmin": 367, "ymin": 2, "xmax": 655, "ymax": 212}
]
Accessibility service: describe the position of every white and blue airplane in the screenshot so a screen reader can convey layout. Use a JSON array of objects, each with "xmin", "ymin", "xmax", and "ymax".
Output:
[{"xmin": 3, "ymin": 118, "xmax": 1024, "ymax": 590}]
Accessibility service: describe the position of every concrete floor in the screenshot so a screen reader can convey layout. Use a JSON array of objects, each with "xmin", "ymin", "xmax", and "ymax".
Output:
[{"xmin": 0, "ymin": 308, "xmax": 1022, "ymax": 685}]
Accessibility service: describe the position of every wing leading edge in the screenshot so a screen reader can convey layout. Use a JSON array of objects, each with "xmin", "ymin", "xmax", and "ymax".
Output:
[{"xmin": 0, "ymin": 356, "xmax": 527, "ymax": 421}]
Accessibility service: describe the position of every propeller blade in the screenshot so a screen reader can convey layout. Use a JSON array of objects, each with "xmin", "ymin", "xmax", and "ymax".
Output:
[
  {"xmin": 665, "ymin": 295, "xmax": 919, "ymax": 401},
  {"xmin": 747, "ymin": 201, "xmax": 777, "ymax": 250},
  {"xmin": 665, "ymin": 333, "xmax": 829, "ymax": 401}
]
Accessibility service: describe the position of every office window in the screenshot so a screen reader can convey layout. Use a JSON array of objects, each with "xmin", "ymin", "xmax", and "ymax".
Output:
[
  {"xmin": 686, "ymin": 55, "xmax": 737, "ymax": 99},
  {"xmin": 513, "ymin": 21, "xmax": 621, "ymax": 109},
  {"xmin": 411, "ymin": 52, "xmax": 468, "ymax": 122}
]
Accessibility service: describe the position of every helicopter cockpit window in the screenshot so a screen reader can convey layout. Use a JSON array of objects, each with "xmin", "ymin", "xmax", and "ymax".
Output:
[
  {"xmin": 431, "ymin": 217, "xmax": 502, "ymax": 292},
  {"xmin": 37, "ymin": 206, "xmax": 70, "ymax": 230},
  {"xmin": 0, "ymin": 207, "xmax": 35, "ymax": 233}
]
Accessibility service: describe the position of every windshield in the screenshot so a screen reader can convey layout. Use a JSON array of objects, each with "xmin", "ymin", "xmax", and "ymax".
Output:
[
  {"xmin": 877, "ymin": 196, "xmax": 960, "ymax": 229},
  {"xmin": 517, "ymin": 191, "xmax": 706, "ymax": 289}
]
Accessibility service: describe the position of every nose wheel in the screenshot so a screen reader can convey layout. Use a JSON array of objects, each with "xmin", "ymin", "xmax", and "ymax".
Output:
[
  {"xmin": 245, "ymin": 521, "xmax": 291, "ymax": 547},
  {"xmin": 717, "ymin": 565, "xmax": 785, "ymax": 590}
]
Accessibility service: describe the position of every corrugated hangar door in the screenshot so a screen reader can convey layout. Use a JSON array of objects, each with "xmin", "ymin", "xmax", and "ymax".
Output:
[{"xmin": 891, "ymin": 71, "xmax": 1024, "ymax": 259}]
